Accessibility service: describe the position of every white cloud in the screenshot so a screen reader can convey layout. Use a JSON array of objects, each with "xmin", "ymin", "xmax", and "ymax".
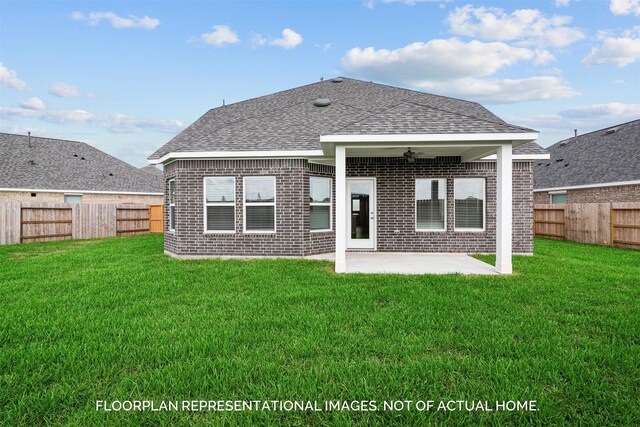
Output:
[
  {"xmin": 19, "ymin": 97, "xmax": 46, "ymax": 111},
  {"xmin": 555, "ymin": 0, "xmax": 570, "ymax": 7},
  {"xmin": 447, "ymin": 5, "xmax": 584, "ymax": 48},
  {"xmin": 582, "ymin": 27, "xmax": 640, "ymax": 67},
  {"xmin": 610, "ymin": 0, "xmax": 640, "ymax": 15},
  {"xmin": 200, "ymin": 25, "xmax": 240, "ymax": 46},
  {"xmin": 414, "ymin": 76, "xmax": 579, "ymax": 104},
  {"xmin": 49, "ymin": 82, "xmax": 94, "ymax": 98},
  {"xmin": 507, "ymin": 102, "xmax": 640, "ymax": 137},
  {"xmin": 559, "ymin": 102, "xmax": 640, "ymax": 119},
  {"xmin": 269, "ymin": 28, "xmax": 303, "ymax": 49},
  {"xmin": 71, "ymin": 11, "xmax": 159, "ymax": 29},
  {"xmin": 342, "ymin": 38, "xmax": 534, "ymax": 82},
  {"xmin": 316, "ymin": 42, "xmax": 332, "ymax": 51},
  {"xmin": 0, "ymin": 63, "xmax": 28, "ymax": 91},
  {"xmin": 0, "ymin": 106, "xmax": 183, "ymax": 134},
  {"xmin": 252, "ymin": 28, "xmax": 303, "ymax": 49}
]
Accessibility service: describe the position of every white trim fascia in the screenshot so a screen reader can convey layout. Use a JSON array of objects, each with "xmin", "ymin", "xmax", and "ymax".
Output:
[
  {"xmin": 480, "ymin": 154, "xmax": 550, "ymax": 160},
  {"xmin": 533, "ymin": 180, "xmax": 640, "ymax": 193},
  {"xmin": 0, "ymin": 187, "xmax": 163, "ymax": 196},
  {"xmin": 320, "ymin": 132, "xmax": 539, "ymax": 144},
  {"xmin": 149, "ymin": 150, "xmax": 325, "ymax": 164}
]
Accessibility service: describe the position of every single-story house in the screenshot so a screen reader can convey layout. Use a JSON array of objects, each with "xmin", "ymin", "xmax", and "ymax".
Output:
[
  {"xmin": 0, "ymin": 132, "xmax": 163, "ymax": 204},
  {"xmin": 149, "ymin": 77, "xmax": 549, "ymax": 274},
  {"xmin": 534, "ymin": 119, "xmax": 640, "ymax": 204}
]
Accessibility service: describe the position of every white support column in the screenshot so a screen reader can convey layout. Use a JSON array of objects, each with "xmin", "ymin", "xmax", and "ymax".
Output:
[
  {"xmin": 335, "ymin": 145, "xmax": 347, "ymax": 273},
  {"xmin": 496, "ymin": 143, "xmax": 513, "ymax": 274}
]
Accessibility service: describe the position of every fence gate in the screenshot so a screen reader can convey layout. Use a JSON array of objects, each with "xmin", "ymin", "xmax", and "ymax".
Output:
[{"xmin": 149, "ymin": 205, "xmax": 164, "ymax": 233}]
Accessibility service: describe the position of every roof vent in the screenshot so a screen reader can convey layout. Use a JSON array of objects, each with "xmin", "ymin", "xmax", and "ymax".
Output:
[
  {"xmin": 604, "ymin": 127, "xmax": 619, "ymax": 135},
  {"xmin": 313, "ymin": 97, "xmax": 331, "ymax": 107},
  {"xmin": 73, "ymin": 154, "xmax": 78, "ymax": 157},
  {"xmin": 555, "ymin": 158, "xmax": 564, "ymax": 162},
  {"xmin": 28, "ymin": 160, "xmax": 36, "ymax": 165},
  {"xmin": 331, "ymin": 77, "xmax": 344, "ymax": 83},
  {"xmin": 81, "ymin": 157, "xmax": 85, "ymax": 160},
  {"xmin": 109, "ymin": 173, "xmax": 113, "ymax": 176}
]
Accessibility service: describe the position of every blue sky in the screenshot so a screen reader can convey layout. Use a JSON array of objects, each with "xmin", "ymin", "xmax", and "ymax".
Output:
[{"xmin": 1, "ymin": 0, "xmax": 639, "ymax": 167}]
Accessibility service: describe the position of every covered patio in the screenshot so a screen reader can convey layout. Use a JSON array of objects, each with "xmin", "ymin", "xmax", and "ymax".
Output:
[
  {"xmin": 319, "ymin": 132, "xmax": 539, "ymax": 275},
  {"xmin": 306, "ymin": 252, "xmax": 497, "ymax": 275}
]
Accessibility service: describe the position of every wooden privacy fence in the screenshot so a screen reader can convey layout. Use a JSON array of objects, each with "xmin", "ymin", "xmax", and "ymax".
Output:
[
  {"xmin": 534, "ymin": 203, "xmax": 640, "ymax": 249},
  {"xmin": 0, "ymin": 203, "xmax": 164, "ymax": 246}
]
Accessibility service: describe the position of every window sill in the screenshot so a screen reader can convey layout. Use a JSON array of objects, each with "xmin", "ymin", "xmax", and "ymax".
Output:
[
  {"xmin": 243, "ymin": 230, "xmax": 276, "ymax": 234},
  {"xmin": 454, "ymin": 228, "xmax": 485, "ymax": 233},
  {"xmin": 310, "ymin": 229, "xmax": 333, "ymax": 233},
  {"xmin": 415, "ymin": 229, "xmax": 447, "ymax": 233},
  {"xmin": 204, "ymin": 231, "xmax": 235, "ymax": 235}
]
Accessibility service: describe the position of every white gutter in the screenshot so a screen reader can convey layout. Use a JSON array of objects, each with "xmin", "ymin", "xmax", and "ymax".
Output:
[
  {"xmin": 149, "ymin": 150, "xmax": 325, "ymax": 165},
  {"xmin": 534, "ymin": 180, "xmax": 640, "ymax": 192},
  {"xmin": 0, "ymin": 188, "xmax": 163, "ymax": 196},
  {"xmin": 319, "ymin": 132, "xmax": 539, "ymax": 143}
]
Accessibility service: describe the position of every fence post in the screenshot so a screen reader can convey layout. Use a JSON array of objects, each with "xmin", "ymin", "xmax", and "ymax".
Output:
[{"xmin": 610, "ymin": 206, "xmax": 615, "ymax": 247}]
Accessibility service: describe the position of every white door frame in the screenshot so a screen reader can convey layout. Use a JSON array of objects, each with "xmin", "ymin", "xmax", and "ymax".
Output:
[{"xmin": 346, "ymin": 177, "xmax": 376, "ymax": 250}]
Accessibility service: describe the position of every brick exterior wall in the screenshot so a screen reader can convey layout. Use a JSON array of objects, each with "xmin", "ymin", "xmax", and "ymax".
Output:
[
  {"xmin": 164, "ymin": 157, "xmax": 534, "ymax": 257},
  {"xmin": 346, "ymin": 158, "xmax": 533, "ymax": 254},
  {"xmin": 534, "ymin": 184, "xmax": 640, "ymax": 204},
  {"xmin": 0, "ymin": 190, "xmax": 162, "ymax": 204}
]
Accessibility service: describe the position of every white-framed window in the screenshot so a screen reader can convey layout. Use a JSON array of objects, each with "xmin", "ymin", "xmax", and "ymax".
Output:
[
  {"xmin": 310, "ymin": 177, "xmax": 332, "ymax": 231},
  {"xmin": 204, "ymin": 177, "xmax": 236, "ymax": 232},
  {"xmin": 454, "ymin": 178, "xmax": 485, "ymax": 231},
  {"xmin": 415, "ymin": 178, "xmax": 446, "ymax": 231},
  {"xmin": 64, "ymin": 194, "xmax": 82, "ymax": 204},
  {"xmin": 550, "ymin": 192, "xmax": 567, "ymax": 204},
  {"xmin": 243, "ymin": 176, "xmax": 276, "ymax": 232},
  {"xmin": 168, "ymin": 179, "xmax": 176, "ymax": 231}
]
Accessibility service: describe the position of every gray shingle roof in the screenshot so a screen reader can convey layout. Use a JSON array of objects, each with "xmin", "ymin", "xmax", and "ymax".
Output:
[
  {"xmin": 0, "ymin": 133, "xmax": 163, "ymax": 193},
  {"xmin": 149, "ymin": 77, "xmax": 539, "ymax": 160},
  {"xmin": 534, "ymin": 119, "xmax": 640, "ymax": 189},
  {"xmin": 139, "ymin": 164, "xmax": 164, "ymax": 178}
]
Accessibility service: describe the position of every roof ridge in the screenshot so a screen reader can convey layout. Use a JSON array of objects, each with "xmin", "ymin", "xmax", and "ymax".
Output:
[
  {"xmin": 553, "ymin": 117, "xmax": 640, "ymax": 146},
  {"xmin": 203, "ymin": 99, "xmax": 316, "ymax": 135},
  {"xmin": 328, "ymin": 100, "xmax": 410, "ymax": 134},
  {"xmin": 0, "ymin": 132, "xmax": 88, "ymax": 145},
  {"xmin": 402, "ymin": 100, "xmax": 536, "ymax": 132}
]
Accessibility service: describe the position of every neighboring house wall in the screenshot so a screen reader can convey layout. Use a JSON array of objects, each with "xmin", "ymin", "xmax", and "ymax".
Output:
[
  {"xmin": 0, "ymin": 191, "xmax": 163, "ymax": 204},
  {"xmin": 165, "ymin": 158, "xmax": 533, "ymax": 257},
  {"xmin": 534, "ymin": 184, "xmax": 640, "ymax": 205}
]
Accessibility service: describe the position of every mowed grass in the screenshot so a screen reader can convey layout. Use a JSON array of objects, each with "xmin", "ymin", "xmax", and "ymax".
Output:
[{"xmin": 0, "ymin": 235, "xmax": 639, "ymax": 426}]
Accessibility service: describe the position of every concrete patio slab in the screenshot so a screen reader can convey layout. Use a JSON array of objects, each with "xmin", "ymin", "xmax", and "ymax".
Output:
[{"xmin": 304, "ymin": 252, "xmax": 497, "ymax": 275}]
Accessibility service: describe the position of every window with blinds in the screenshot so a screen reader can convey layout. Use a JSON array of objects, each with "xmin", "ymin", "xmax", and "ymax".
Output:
[
  {"xmin": 244, "ymin": 176, "xmax": 276, "ymax": 232},
  {"xmin": 310, "ymin": 177, "xmax": 332, "ymax": 231},
  {"xmin": 168, "ymin": 179, "xmax": 176, "ymax": 231},
  {"xmin": 454, "ymin": 178, "xmax": 485, "ymax": 230},
  {"xmin": 416, "ymin": 178, "xmax": 446, "ymax": 230},
  {"xmin": 205, "ymin": 177, "xmax": 235, "ymax": 232}
]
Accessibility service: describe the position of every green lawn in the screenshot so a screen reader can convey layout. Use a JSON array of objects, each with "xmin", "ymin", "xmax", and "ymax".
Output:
[{"xmin": 1, "ymin": 235, "xmax": 639, "ymax": 426}]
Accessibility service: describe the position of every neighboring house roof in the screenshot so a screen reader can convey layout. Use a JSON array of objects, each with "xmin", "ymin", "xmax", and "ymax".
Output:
[
  {"xmin": 139, "ymin": 164, "xmax": 164, "ymax": 178},
  {"xmin": 149, "ymin": 77, "xmax": 541, "ymax": 160},
  {"xmin": 0, "ymin": 133, "xmax": 163, "ymax": 194},
  {"xmin": 534, "ymin": 119, "xmax": 640, "ymax": 190}
]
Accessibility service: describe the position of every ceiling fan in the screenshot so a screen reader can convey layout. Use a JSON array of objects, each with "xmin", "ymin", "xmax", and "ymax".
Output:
[{"xmin": 403, "ymin": 147, "xmax": 423, "ymax": 163}]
